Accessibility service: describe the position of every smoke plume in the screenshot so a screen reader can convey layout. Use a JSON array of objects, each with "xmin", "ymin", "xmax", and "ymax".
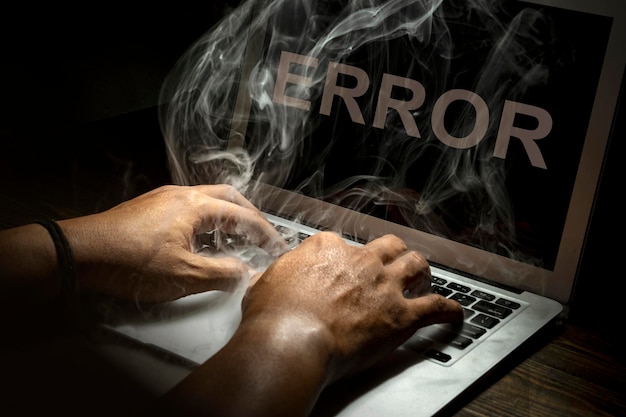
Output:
[{"xmin": 158, "ymin": 0, "xmax": 610, "ymax": 269}]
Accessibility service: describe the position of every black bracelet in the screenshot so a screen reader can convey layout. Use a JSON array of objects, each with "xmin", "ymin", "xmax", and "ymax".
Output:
[{"xmin": 35, "ymin": 219, "xmax": 79, "ymax": 324}]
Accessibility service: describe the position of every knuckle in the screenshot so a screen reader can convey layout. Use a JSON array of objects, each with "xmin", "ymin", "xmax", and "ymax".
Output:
[
  {"xmin": 315, "ymin": 230, "xmax": 343, "ymax": 242},
  {"xmin": 157, "ymin": 184, "xmax": 178, "ymax": 194},
  {"xmin": 383, "ymin": 234, "xmax": 408, "ymax": 251},
  {"xmin": 214, "ymin": 183, "xmax": 240, "ymax": 199},
  {"xmin": 404, "ymin": 250, "xmax": 430, "ymax": 272}
]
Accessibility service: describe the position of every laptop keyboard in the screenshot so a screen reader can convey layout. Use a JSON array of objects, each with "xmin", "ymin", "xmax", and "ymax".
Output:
[
  {"xmin": 409, "ymin": 273, "xmax": 526, "ymax": 366},
  {"xmin": 267, "ymin": 216, "xmax": 528, "ymax": 367}
]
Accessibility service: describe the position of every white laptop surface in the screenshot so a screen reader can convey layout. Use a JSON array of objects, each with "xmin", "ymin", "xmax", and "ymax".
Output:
[{"xmin": 101, "ymin": 0, "xmax": 625, "ymax": 416}]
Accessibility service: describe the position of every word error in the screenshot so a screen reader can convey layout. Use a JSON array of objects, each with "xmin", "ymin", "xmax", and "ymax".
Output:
[{"xmin": 272, "ymin": 51, "xmax": 552, "ymax": 169}]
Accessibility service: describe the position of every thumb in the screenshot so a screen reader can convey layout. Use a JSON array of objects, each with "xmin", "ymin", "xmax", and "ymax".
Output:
[{"xmin": 182, "ymin": 253, "xmax": 250, "ymax": 294}]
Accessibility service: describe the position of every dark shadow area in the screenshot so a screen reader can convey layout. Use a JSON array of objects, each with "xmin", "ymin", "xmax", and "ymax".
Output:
[
  {"xmin": 568, "ymin": 70, "xmax": 625, "ymax": 341},
  {"xmin": 0, "ymin": 106, "xmax": 169, "ymax": 226},
  {"xmin": 0, "ymin": 4, "xmax": 241, "ymax": 224}
]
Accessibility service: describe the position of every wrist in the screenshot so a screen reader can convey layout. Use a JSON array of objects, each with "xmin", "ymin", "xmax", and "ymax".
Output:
[
  {"xmin": 156, "ymin": 313, "xmax": 337, "ymax": 417},
  {"xmin": 0, "ymin": 223, "xmax": 61, "ymax": 301},
  {"xmin": 56, "ymin": 215, "xmax": 109, "ymax": 293},
  {"xmin": 33, "ymin": 219, "xmax": 79, "ymax": 326},
  {"xmin": 225, "ymin": 313, "xmax": 336, "ymax": 415},
  {"xmin": 239, "ymin": 312, "xmax": 335, "ymax": 369}
]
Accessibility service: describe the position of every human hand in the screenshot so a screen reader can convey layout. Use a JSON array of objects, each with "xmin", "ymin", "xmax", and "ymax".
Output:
[
  {"xmin": 243, "ymin": 231, "xmax": 464, "ymax": 383},
  {"xmin": 146, "ymin": 231, "xmax": 463, "ymax": 417},
  {"xmin": 60, "ymin": 184, "xmax": 289, "ymax": 303}
]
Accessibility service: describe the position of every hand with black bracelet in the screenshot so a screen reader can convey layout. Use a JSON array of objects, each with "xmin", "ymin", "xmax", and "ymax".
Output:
[{"xmin": 0, "ymin": 184, "xmax": 289, "ymax": 306}]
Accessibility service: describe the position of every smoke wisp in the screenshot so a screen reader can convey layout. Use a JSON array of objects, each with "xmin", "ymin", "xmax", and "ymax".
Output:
[{"xmin": 158, "ymin": 0, "xmax": 611, "ymax": 270}]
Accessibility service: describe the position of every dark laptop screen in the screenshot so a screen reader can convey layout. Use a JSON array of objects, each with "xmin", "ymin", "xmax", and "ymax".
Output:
[
  {"xmin": 240, "ymin": 0, "xmax": 612, "ymax": 271},
  {"xmin": 159, "ymin": 0, "xmax": 615, "ymax": 275}
]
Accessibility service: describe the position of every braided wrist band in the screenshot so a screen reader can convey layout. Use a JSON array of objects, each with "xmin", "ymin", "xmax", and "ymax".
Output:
[{"xmin": 35, "ymin": 219, "xmax": 79, "ymax": 326}]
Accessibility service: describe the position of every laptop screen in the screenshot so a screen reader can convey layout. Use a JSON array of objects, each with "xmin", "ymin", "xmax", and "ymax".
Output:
[{"xmin": 158, "ymin": 0, "xmax": 625, "ymax": 303}]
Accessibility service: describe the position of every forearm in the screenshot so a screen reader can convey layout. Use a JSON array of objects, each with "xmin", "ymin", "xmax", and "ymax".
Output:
[
  {"xmin": 0, "ymin": 223, "xmax": 60, "ymax": 303},
  {"xmin": 147, "ymin": 316, "xmax": 333, "ymax": 417}
]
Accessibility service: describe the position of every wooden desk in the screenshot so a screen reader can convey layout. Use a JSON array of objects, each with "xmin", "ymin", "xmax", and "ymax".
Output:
[{"xmin": 451, "ymin": 322, "xmax": 625, "ymax": 417}]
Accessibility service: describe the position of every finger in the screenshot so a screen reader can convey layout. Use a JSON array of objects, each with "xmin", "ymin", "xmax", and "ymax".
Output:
[
  {"xmin": 408, "ymin": 293, "xmax": 464, "ymax": 327},
  {"xmin": 194, "ymin": 184, "xmax": 259, "ymax": 211},
  {"xmin": 182, "ymin": 254, "xmax": 250, "ymax": 294},
  {"xmin": 363, "ymin": 234, "xmax": 408, "ymax": 264},
  {"xmin": 384, "ymin": 250, "xmax": 432, "ymax": 298},
  {"xmin": 248, "ymin": 270, "xmax": 264, "ymax": 287},
  {"xmin": 194, "ymin": 196, "xmax": 289, "ymax": 256},
  {"xmin": 227, "ymin": 207, "xmax": 290, "ymax": 256}
]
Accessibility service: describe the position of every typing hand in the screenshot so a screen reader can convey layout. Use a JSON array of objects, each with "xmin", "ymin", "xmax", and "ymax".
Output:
[{"xmin": 60, "ymin": 184, "xmax": 289, "ymax": 303}]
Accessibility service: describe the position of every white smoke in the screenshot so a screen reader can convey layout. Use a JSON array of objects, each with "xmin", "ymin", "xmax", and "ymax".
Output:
[{"xmin": 158, "ymin": 0, "xmax": 584, "ymax": 267}]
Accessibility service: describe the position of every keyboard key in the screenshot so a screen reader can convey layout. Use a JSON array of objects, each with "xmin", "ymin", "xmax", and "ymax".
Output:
[
  {"xmin": 459, "ymin": 323, "xmax": 487, "ymax": 339},
  {"xmin": 426, "ymin": 326, "xmax": 474, "ymax": 349},
  {"xmin": 431, "ymin": 285, "xmax": 453, "ymax": 297},
  {"xmin": 447, "ymin": 282, "xmax": 471, "ymax": 293},
  {"xmin": 463, "ymin": 308, "xmax": 475, "ymax": 319},
  {"xmin": 450, "ymin": 293, "xmax": 477, "ymax": 306},
  {"xmin": 496, "ymin": 298, "xmax": 521, "ymax": 309},
  {"xmin": 274, "ymin": 225, "xmax": 292, "ymax": 235},
  {"xmin": 432, "ymin": 276, "xmax": 447, "ymax": 285},
  {"xmin": 470, "ymin": 289, "xmax": 496, "ymax": 301},
  {"xmin": 426, "ymin": 349, "xmax": 452, "ymax": 363},
  {"xmin": 450, "ymin": 335, "xmax": 473, "ymax": 349},
  {"xmin": 471, "ymin": 313, "xmax": 500, "ymax": 329},
  {"xmin": 473, "ymin": 300, "xmax": 513, "ymax": 319}
]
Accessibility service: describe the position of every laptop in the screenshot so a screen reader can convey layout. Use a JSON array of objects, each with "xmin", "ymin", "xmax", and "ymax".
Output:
[{"xmin": 101, "ymin": 0, "xmax": 626, "ymax": 415}]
